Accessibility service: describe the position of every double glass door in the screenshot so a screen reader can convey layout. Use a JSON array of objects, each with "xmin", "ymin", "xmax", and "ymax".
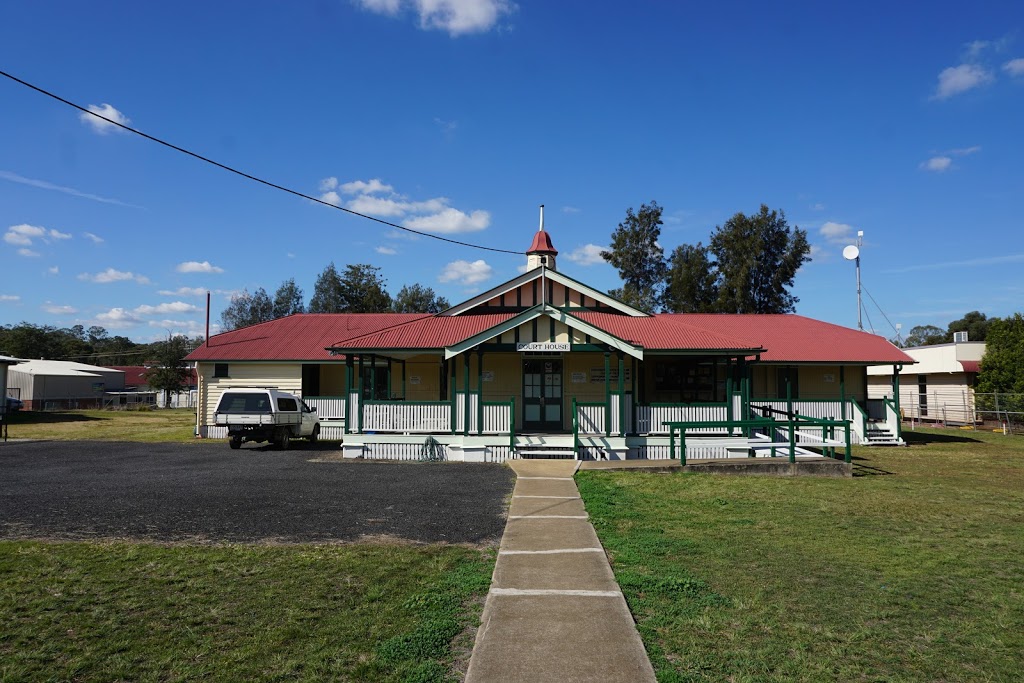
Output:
[{"xmin": 523, "ymin": 359, "xmax": 563, "ymax": 431}]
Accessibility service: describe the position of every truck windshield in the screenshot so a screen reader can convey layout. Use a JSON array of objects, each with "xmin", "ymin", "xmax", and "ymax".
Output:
[{"xmin": 218, "ymin": 393, "xmax": 272, "ymax": 413}]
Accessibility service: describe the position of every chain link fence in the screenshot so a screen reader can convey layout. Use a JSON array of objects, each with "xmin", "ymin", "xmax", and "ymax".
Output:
[{"xmin": 974, "ymin": 393, "xmax": 1024, "ymax": 434}]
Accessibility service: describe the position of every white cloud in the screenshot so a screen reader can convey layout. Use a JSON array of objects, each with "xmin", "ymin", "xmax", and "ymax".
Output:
[
  {"xmin": 439, "ymin": 259, "xmax": 493, "ymax": 285},
  {"xmin": 95, "ymin": 307, "xmax": 142, "ymax": 328},
  {"xmin": 4, "ymin": 224, "xmax": 72, "ymax": 247},
  {"xmin": 80, "ymin": 103, "xmax": 131, "ymax": 134},
  {"xmin": 319, "ymin": 176, "xmax": 339, "ymax": 192},
  {"xmin": 147, "ymin": 319, "xmax": 206, "ymax": 335},
  {"xmin": 43, "ymin": 303, "xmax": 77, "ymax": 315},
  {"xmin": 810, "ymin": 202, "xmax": 826, "ymax": 211},
  {"xmin": 18, "ymin": 248, "xmax": 40, "ymax": 258},
  {"xmin": 932, "ymin": 64, "xmax": 993, "ymax": 100},
  {"xmin": 416, "ymin": 0, "xmax": 515, "ymax": 36},
  {"xmin": 158, "ymin": 286, "xmax": 207, "ymax": 297},
  {"xmin": 561, "ymin": 206, "xmax": 581, "ymax": 214},
  {"xmin": 83, "ymin": 232, "xmax": 104, "ymax": 243},
  {"xmin": 885, "ymin": 252, "xmax": 1024, "ymax": 274},
  {"xmin": 404, "ymin": 207, "xmax": 490, "ymax": 234},
  {"xmin": 949, "ymin": 145, "xmax": 981, "ymax": 156},
  {"xmin": 0, "ymin": 294, "xmax": 20, "ymax": 302},
  {"xmin": 78, "ymin": 268, "xmax": 151, "ymax": 284},
  {"xmin": 340, "ymin": 178, "xmax": 395, "ymax": 195},
  {"xmin": 317, "ymin": 177, "xmax": 489, "ymax": 234},
  {"xmin": 565, "ymin": 244, "xmax": 608, "ymax": 266},
  {"xmin": 176, "ymin": 260, "xmax": 224, "ymax": 274},
  {"xmin": 1003, "ymin": 58, "xmax": 1024, "ymax": 77},
  {"xmin": 47, "ymin": 266, "xmax": 59, "ymax": 275},
  {"xmin": 358, "ymin": 0, "xmax": 401, "ymax": 14},
  {"xmin": 819, "ymin": 222, "xmax": 857, "ymax": 244},
  {"xmin": 0, "ymin": 171, "xmax": 140, "ymax": 207},
  {"xmin": 375, "ymin": 246, "xmax": 398, "ymax": 255},
  {"xmin": 358, "ymin": 0, "xmax": 514, "ymax": 36},
  {"xmin": 133, "ymin": 301, "xmax": 198, "ymax": 316},
  {"xmin": 920, "ymin": 156, "xmax": 953, "ymax": 172}
]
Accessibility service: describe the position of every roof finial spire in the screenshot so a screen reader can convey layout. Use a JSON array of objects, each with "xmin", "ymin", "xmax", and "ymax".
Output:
[{"xmin": 538, "ymin": 204, "xmax": 545, "ymax": 232}]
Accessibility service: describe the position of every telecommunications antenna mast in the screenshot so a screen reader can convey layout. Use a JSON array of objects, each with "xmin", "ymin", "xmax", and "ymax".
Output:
[{"xmin": 842, "ymin": 230, "xmax": 864, "ymax": 330}]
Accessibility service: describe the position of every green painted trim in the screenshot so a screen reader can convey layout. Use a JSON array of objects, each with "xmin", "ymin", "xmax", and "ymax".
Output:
[
  {"xmin": 604, "ymin": 352, "xmax": 611, "ymax": 437},
  {"xmin": 304, "ymin": 395, "xmax": 348, "ymax": 400},
  {"xmin": 477, "ymin": 350, "xmax": 484, "ymax": 435},
  {"xmin": 343, "ymin": 358, "xmax": 352, "ymax": 434},
  {"xmin": 893, "ymin": 366, "xmax": 902, "ymax": 439},
  {"xmin": 463, "ymin": 355, "xmax": 470, "ymax": 436},
  {"xmin": 510, "ymin": 397, "xmax": 516, "ymax": 450},
  {"xmin": 840, "ymin": 366, "xmax": 847, "ymax": 423},
  {"xmin": 357, "ymin": 355, "xmax": 364, "ymax": 433},
  {"xmin": 617, "ymin": 353, "xmax": 625, "ymax": 436}
]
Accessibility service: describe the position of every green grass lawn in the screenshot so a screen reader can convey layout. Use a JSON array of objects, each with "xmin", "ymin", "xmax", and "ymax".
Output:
[
  {"xmin": 577, "ymin": 428, "xmax": 1024, "ymax": 682},
  {"xmin": 0, "ymin": 541, "xmax": 494, "ymax": 682},
  {"xmin": 3, "ymin": 408, "xmax": 198, "ymax": 442}
]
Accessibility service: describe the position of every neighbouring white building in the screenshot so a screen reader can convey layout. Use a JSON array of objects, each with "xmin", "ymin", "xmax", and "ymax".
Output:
[
  {"xmin": 867, "ymin": 340, "xmax": 984, "ymax": 426},
  {"xmin": 7, "ymin": 360, "xmax": 126, "ymax": 411}
]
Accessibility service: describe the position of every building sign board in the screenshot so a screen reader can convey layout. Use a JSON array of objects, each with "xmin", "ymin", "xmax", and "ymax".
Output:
[
  {"xmin": 571, "ymin": 372, "xmax": 588, "ymax": 384},
  {"xmin": 516, "ymin": 342, "xmax": 570, "ymax": 352}
]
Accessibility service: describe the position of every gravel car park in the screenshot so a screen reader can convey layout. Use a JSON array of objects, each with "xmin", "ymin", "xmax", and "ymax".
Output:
[{"xmin": 0, "ymin": 441, "xmax": 515, "ymax": 544}]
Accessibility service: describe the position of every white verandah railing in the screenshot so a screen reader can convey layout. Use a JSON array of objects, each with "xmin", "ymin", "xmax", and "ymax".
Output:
[
  {"xmin": 749, "ymin": 399, "xmax": 867, "ymax": 444},
  {"xmin": 636, "ymin": 403, "xmax": 728, "ymax": 435},
  {"xmin": 304, "ymin": 396, "xmax": 346, "ymax": 421},
  {"xmin": 362, "ymin": 401, "xmax": 452, "ymax": 433}
]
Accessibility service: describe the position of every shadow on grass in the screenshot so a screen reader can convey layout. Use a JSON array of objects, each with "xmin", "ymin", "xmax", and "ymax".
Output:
[
  {"xmin": 2, "ymin": 411, "xmax": 104, "ymax": 425},
  {"xmin": 902, "ymin": 430, "xmax": 981, "ymax": 446},
  {"xmin": 852, "ymin": 462, "xmax": 895, "ymax": 476}
]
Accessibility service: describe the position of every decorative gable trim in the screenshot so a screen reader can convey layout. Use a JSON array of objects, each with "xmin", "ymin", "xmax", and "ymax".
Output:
[
  {"xmin": 440, "ymin": 267, "xmax": 650, "ymax": 318},
  {"xmin": 443, "ymin": 304, "xmax": 644, "ymax": 360}
]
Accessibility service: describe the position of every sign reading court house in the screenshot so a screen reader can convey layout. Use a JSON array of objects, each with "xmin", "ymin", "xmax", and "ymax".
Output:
[{"xmin": 516, "ymin": 342, "xmax": 571, "ymax": 352}]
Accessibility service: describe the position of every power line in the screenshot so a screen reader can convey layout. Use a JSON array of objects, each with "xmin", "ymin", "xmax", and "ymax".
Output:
[{"xmin": 0, "ymin": 69, "xmax": 524, "ymax": 256}]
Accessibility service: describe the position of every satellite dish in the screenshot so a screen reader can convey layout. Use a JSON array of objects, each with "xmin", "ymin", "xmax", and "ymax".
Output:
[{"xmin": 842, "ymin": 245, "xmax": 860, "ymax": 261}]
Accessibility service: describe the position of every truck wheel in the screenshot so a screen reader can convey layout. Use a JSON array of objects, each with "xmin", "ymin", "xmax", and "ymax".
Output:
[
  {"xmin": 229, "ymin": 435, "xmax": 242, "ymax": 450},
  {"xmin": 308, "ymin": 425, "xmax": 320, "ymax": 443},
  {"xmin": 277, "ymin": 429, "xmax": 291, "ymax": 451}
]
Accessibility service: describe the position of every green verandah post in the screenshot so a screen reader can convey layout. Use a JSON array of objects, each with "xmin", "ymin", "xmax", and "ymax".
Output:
[
  {"xmin": 344, "ymin": 356, "xmax": 352, "ymax": 434},
  {"xmin": 477, "ymin": 349, "xmax": 484, "ymax": 436},
  {"xmin": 463, "ymin": 354, "xmax": 471, "ymax": 436},
  {"xmin": 787, "ymin": 374, "xmax": 796, "ymax": 463},
  {"xmin": 509, "ymin": 397, "xmax": 515, "ymax": 451},
  {"xmin": 357, "ymin": 355, "xmax": 364, "ymax": 433},
  {"xmin": 572, "ymin": 397, "xmax": 579, "ymax": 454},
  {"xmin": 604, "ymin": 351, "xmax": 611, "ymax": 437},
  {"xmin": 617, "ymin": 351, "xmax": 625, "ymax": 437},
  {"xmin": 449, "ymin": 356, "xmax": 456, "ymax": 434},
  {"xmin": 893, "ymin": 363, "xmax": 903, "ymax": 440}
]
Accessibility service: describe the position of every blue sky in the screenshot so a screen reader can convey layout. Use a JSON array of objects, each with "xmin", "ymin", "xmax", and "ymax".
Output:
[{"xmin": 2, "ymin": 1, "xmax": 1023, "ymax": 342}]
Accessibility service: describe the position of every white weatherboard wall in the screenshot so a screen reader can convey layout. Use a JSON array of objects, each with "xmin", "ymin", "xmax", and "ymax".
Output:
[{"xmin": 197, "ymin": 362, "xmax": 302, "ymax": 434}]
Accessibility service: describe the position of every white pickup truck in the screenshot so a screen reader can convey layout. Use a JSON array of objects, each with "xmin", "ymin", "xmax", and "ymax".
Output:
[{"xmin": 214, "ymin": 388, "xmax": 320, "ymax": 450}]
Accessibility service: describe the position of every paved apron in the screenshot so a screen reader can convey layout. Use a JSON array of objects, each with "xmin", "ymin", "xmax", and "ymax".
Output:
[{"xmin": 465, "ymin": 460, "xmax": 656, "ymax": 683}]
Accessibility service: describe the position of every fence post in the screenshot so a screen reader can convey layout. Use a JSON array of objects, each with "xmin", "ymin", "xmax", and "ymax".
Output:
[
  {"xmin": 669, "ymin": 424, "xmax": 675, "ymax": 463},
  {"xmin": 844, "ymin": 419, "xmax": 852, "ymax": 463},
  {"xmin": 509, "ymin": 397, "xmax": 515, "ymax": 452},
  {"xmin": 787, "ymin": 378, "xmax": 795, "ymax": 462},
  {"xmin": 681, "ymin": 429, "xmax": 687, "ymax": 466}
]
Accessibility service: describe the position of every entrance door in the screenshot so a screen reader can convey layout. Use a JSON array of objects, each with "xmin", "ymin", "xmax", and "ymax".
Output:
[{"xmin": 523, "ymin": 359, "xmax": 563, "ymax": 431}]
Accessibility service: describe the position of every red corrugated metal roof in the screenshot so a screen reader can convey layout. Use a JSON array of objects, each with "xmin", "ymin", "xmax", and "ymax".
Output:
[
  {"xmin": 187, "ymin": 310, "xmax": 913, "ymax": 364},
  {"xmin": 675, "ymin": 314, "xmax": 913, "ymax": 363},
  {"xmin": 329, "ymin": 313, "xmax": 517, "ymax": 349},
  {"xmin": 960, "ymin": 360, "xmax": 980, "ymax": 373},
  {"xmin": 571, "ymin": 311, "xmax": 761, "ymax": 350},
  {"xmin": 187, "ymin": 314, "xmax": 431, "ymax": 361}
]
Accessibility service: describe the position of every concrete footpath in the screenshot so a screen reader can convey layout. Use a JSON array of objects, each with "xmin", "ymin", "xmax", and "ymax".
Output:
[{"xmin": 465, "ymin": 460, "xmax": 656, "ymax": 683}]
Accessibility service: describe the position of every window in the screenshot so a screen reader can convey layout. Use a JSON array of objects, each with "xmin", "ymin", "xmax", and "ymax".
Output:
[
  {"xmin": 213, "ymin": 363, "xmax": 229, "ymax": 378},
  {"xmin": 277, "ymin": 397, "xmax": 298, "ymax": 412},
  {"xmin": 775, "ymin": 367, "xmax": 799, "ymax": 399}
]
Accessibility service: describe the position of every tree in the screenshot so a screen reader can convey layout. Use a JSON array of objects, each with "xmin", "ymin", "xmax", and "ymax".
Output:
[
  {"xmin": 309, "ymin": 262, "xmax": 345, "ymax": 313},
  {"xmin": 339, "ymin": 264, "xmax": 392, "ymax": 313},
  {"xmin": 904, "ymin": 324, "xmax": 946, "ymax": 347},
  {"xmin": 709, "ymin": 205, "xmax": 810, "ymax": 314},
  {"xmin": 946, "ymin": 311, "xmax": 994, "ymax": 343},
  {"xmin": 392, "ymin": 284, "xmax": 450, "ymax": 313},
  {"xmin": 145, "ymin": 335, "xmax": 193, "ymax": 407},
  {"xmin": 601, "ymin": 201, "xmax": 666, "ymax": 313},
  {"xmin": 977, "ymin": 313, "xmax": 1024, "ymax": 395},
  {"xmin": 220, "ymin": 288, "xmax": 274, "ymax": 331},
  {"xmin": 273, "ymin": 278, "xmax": 305, "ymax": 318},
  {"xmin": 663, "ymin": 242, "xmax": 719, "ymax": 313}
]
